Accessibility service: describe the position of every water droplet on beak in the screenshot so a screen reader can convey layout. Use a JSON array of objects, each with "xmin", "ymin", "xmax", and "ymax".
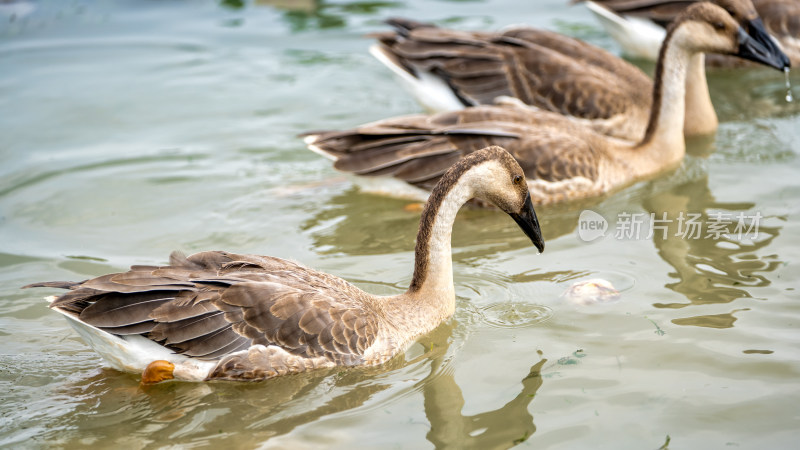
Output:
[{"xmin": 785, "ymin": 68, "xmax": 793, "ymax": 103}]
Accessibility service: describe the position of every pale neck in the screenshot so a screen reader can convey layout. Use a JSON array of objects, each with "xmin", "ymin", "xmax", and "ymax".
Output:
[
  {"xmin": 683, "ymin": 53, "xmax": 718, "ymax": 136},
  {"xmin": 637, "ymin": 27, "xmax": 693, "ymax": 164},
  {"xmin": 375, "ymin": 174, "xmax": 473, "ymax": 338},
  {"xmin": 407, "ymin": 174, "xmax": 476, "ymax": 300},
  {"xmin": 377, "ymin": 171, "xmax": 476, "ymax": 342}
]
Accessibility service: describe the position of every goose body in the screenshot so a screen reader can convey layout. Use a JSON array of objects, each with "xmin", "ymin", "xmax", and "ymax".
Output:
[
  {"xmin": 24, "ymin": 147, "xmax": 544, "ymax": 383},
  {"xmin": 583, "ymin": 0, "xmax": 800, "ymax": 66},
  {"xmin": 308, "ymin": 3, "xmax": 789, "ymax": 205},
  {"xmin": 369, "ymin": 0, "xmax": 787, "ymax": 140},
  {"xmin": 371, "ymin": 20, "xmax": 655, "ymax": 140}
]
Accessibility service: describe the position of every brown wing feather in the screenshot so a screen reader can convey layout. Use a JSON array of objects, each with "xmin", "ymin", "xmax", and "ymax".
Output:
[
  {"xmin": 585, "ymin": 0, "xmax": 693, "ymax": 25},
  {"xmin": 101, "ymin": 321, "xmax": 158, "ymax": 336},
  {"xmin": 512, "ymin": 133, "xmax": 601, "ymax": 182},
  {"xmin": 217, "ymin": 281, "xmax": 378, "ymax": 364},
  {"xmin": 307, "ymin": 104, "xmax": 603, "ymax": 193},
  {"xmin": 148, "ymin": 311, "xmax": 229, "ymax": 345},
  {"xmin": 498, "ymin": 28, "xmax": 651, "ymax": 116},
  {"xmin": 171, "ymin": 327, "xmax": 246, "ymax": 358},
  {"xmin": 79, "ymin": 291, "xmax": 175, "ymax": 327},
  {"xmin": 80, "ymin": 272, "xmax": 193, "ymax": 293},
  {"xmin": 374, "ymin": 19, "xmax": 653, "ymax": 139},
  {"xmin": 756, "ymin": 0, "xmax": 800, "ymax": 37},
  {"xmin": 37, "ymin": 251, "xmax": 379, "ymax": 364}
]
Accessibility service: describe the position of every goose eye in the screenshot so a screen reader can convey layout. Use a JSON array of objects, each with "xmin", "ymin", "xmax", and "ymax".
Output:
[{"xmin": 513, "ymin": 175, "xmax": 523, "ymax": 185}]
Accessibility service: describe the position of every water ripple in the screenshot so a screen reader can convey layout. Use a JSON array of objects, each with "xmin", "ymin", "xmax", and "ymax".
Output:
[{"xmin": 479, "ymin": 302, "xmax": 553, "ymax": 329}]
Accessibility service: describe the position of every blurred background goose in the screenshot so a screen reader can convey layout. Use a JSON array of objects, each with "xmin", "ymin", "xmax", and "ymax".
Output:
[
  {"xmin": 307, "ymin": 3, "xmax": 788, "ymax": 205},
  {"xmin": 23, "ymin": 147, "xmax": 544, "ymax": 383},
  {"xmin": 581, "ymin": 0, "xmax": 799, "ymax": 66},
  {"xmin": 370, "ymin": 0, "xmax": 789, "ymax": 140}
]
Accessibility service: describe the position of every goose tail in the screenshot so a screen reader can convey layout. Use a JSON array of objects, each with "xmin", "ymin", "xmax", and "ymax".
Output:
[
  {"xmin": 25, "ymin": 282, "xmax": 215, "ymax": 378},
  {"xmin": 369, "ymin": 44, "xmax": 465, "ymax": 113},
  {"xmin": 22, "ymin": 280, "xmax": 82, "ymax": 290},
  {"xmin": 583, "ymin": 1, "xmax": 665, "ymax": 60},
  {"xmin": 369, "ymin": 19, "xmax": 467, "ymax": 112},
  {"xmin": 302, "ymin": 132, "xmax": 341, "ymax": 162}
]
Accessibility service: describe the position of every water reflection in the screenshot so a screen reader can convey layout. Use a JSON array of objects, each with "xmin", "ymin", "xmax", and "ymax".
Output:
[
  {"xmin": 239, "ymin": 0, "xmax": 403, "ymax": 31},
  {"xmin": 671, "ymin": 308, "xmax": 750, "ymax": 329},
  {"xmin": 33, "ymin": 320, "xmax": 548, "ymax": 447},
  {"xmin": 301, "ymin": 187, "xmax": 585, "ymax": 256},
  {"xmin": 643, "ymin": 175, "xmax": 783, "ymax": 310},
  {"xmin": 36, "ymin": 324, "xmax": 446, "ymax": 445},
  {"xmin": 0, "ymin": 0, "xmax": 35, "ymax": 21},
  {"xmin": 300, "ymin": 187, "xmax": 419, "ymax": 255},
  {"xmin": 50, "ymin": 358, "xmax": 417, "ymax": 445},
  {"xmin": 423, "ymin": 355, "xmax": 546, "ymax": 448},
  {"xmin": 709, "ymin": 68, "xmax": 800, "ymax": 122}
]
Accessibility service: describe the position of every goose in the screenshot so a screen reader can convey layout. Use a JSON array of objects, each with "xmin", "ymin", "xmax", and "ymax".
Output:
[
  {"xmin": 582, "ymin": 0, "xmax": 799, "ymax": 66},
  {"xmin": 369, "ymin": 0, "xmax": 789, "ymax": 140},
  {"xmin": 306, "ymin": 3, "xmax": 788, "ymax": 205},
  {"xmin": 22, "ymin": 146, "xmax": 544, "ymax": 383}
]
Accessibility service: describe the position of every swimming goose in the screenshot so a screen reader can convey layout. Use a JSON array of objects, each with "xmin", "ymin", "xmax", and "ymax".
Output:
[
  {"xmin": 369, "ymin": 0, "xmax": 789, "ymax": 140},
  {"xmin": 307, "ymin": 3, "xmax": 788, "ymax": 205},
  {"xmin": 23, "ymin": 146, "xmax": 544, "ymax": 383},
  {"xmin": 582, "ymin": 0, "xmax": 799, "ymax": 66}
]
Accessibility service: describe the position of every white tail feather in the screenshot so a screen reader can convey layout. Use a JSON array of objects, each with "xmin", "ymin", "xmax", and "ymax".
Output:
[
  {"xmin": 47, "ymin": 301, "xmax": 214, "ymax": 379},
  {"xmin": 304, "ymin": 135, "xmax": 339, "ymax": 161},
  {"xmin": 369, "ymin": 44, "xmax": 465, "ymax": 112},
  {"xmin": 584, "ymin": 1, "xmax": 665, "ymax": 60}
]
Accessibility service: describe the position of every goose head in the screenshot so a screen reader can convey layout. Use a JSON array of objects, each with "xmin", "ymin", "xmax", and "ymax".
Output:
[
  {"xmin": 714, "ymin": 0, "xmax": 791, "ymax": 69},
  {"xmin": 456, "ymin": 146, "xmax": 545, "ymax": 252},
  {"xmin": 671, "ymin": 2, "xmax": 789, "ymax": 70}
]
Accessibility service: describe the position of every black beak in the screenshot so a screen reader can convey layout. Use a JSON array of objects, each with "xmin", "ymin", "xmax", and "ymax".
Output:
[
  {"xmin": 509, "ymin": 192, "xmax": 545, "ymax": 253},
  {"xmin": 737, "ymin": 19, "xmax": 790, "ymax": 70}
]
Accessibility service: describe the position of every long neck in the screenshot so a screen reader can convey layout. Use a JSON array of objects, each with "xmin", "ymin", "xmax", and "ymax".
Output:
[
  {"xmin": 636, "ymin": 26, "xmax": 693, "ymax": 164},
  {"xmin": 374, "ymin": 169, "xmax": 479, "ymax": 346},
  {"xmin": 683, "ymin": 53, "xmax": 718, "ymax": 136},
  {"xmin": 407, "ymin": 176, "xmax": 475, "ymax": 300}
]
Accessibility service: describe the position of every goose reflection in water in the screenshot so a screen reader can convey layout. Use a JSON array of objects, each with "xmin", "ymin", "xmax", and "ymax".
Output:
[
  {"xmin": 44, "ymin": 321, "xmax": 548, "ymax": 448},
  {"xmin": 644, "ymin": 175, "xmax": 783, "ymax": 312},
  {"xmin": 246, "ymin": 0, "xmax": 401, "ymax": 31},
  {"xmin": 299, "ymin": 185, "xmax": 581, "ymax": 257},
  {"xmin": 422, "ymin": 354, "xmax": 546, "ymax": 448}
]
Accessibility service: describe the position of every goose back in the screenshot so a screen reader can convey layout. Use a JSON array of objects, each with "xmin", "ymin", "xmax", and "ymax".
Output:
[
  {"xmin": 37, "ymin": 251, "xmax": 382, "ymax": 380},
  {"xmin": 372, "ymin": 18, "xmax": 654, "ymax": 140},
  {"xmin": 306, "ymin": 104, "xmax": 612, "ymax": 204}
]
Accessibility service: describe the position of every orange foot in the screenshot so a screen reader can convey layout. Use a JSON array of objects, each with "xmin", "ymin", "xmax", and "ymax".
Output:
[{"xmin": 141, "ymin": 360, "xmax": 175, "ymax": 384}]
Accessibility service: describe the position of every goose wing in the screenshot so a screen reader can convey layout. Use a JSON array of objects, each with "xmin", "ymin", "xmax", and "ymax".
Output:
[
  {"xmin": 305, "ymin": 105, "xmax": 602, "ymax": 193},
  {"xmin": 36, "ymin": 251, "xmax": 379, "ymax": 365},
  {"xmin": 583, "ymin": 0, "xmax": 691, "ymax": 27},
  {"xmin": 372, "ymin": 18, "xmax": 652, "ymax": 139}
]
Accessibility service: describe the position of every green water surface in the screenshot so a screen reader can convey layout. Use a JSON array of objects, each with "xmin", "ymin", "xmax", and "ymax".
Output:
[{"xmin": 1, "ymin": 0, "xmax": 799, "ymax": 448}]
